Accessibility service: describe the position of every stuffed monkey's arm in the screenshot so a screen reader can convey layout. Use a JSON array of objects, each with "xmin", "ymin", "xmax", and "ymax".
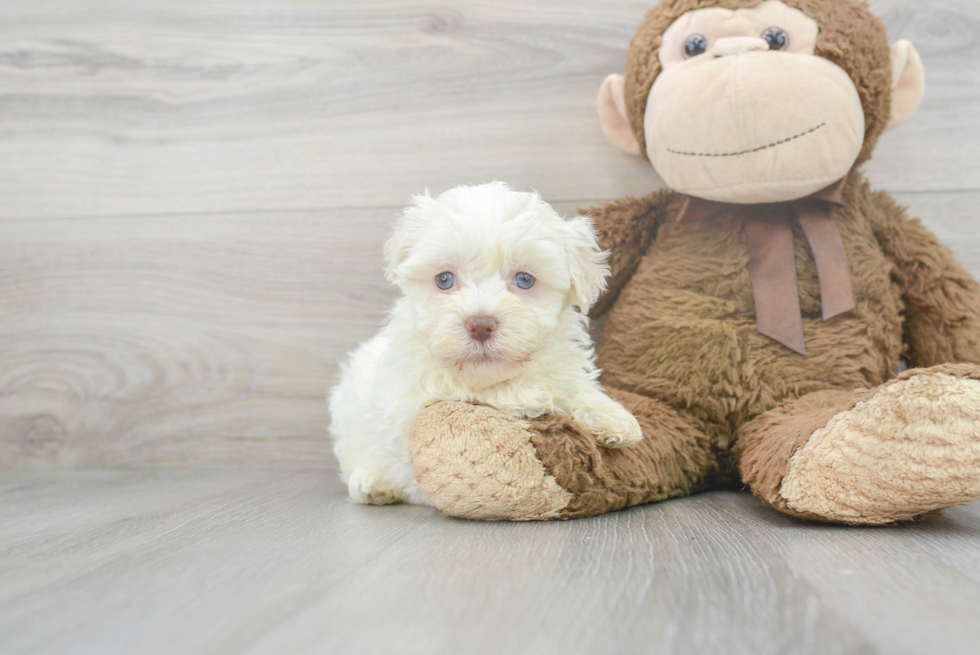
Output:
[
  {"xmin": 869, "ymin": 190, "xmax": 980, "ymax": 367},
  {"xmin": 582, "ymin": 190, "xmax": 674, "ymax": 319}
]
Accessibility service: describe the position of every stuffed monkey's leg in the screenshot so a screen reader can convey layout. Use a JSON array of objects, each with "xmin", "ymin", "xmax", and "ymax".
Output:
[
  {"xmin": 736, "ymin": 364, "xmax": 980, "ymax": 525},
  {"xmin": 408, "ymin": 389, "xmax": 715, "ymax": 521}
]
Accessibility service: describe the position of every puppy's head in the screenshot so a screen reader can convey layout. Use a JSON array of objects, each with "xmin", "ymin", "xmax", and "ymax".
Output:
[{"xmin": 385, "ymin": 182, "xmax": 608, "ymax": 385}]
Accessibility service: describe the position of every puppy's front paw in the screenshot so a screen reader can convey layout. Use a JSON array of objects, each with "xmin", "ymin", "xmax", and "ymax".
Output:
[
  {"xmin": 575, "ymin": 405, "xmax": 643, "ymax": 449},
  {"xmin": 347, "ymin": 468, "xmax": 402, "ymax": 505}
]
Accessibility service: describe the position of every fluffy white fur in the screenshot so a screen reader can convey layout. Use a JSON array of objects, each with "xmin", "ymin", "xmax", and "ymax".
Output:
[{"xmin": 329, "ymin": 182, "xmax": 642, "ymax": 505}]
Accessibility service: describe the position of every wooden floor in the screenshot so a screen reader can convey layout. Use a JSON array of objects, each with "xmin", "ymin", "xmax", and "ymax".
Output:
[
  {"xmin": 2, "ymin": 0, "xmax": 980, "ymax": 653},
  {"xmin": 0, "ymin": 471, "xmax": 977, "ymax": 655}
]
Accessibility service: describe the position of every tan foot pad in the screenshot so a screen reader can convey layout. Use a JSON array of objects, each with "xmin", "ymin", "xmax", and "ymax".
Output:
[
  {"xmin": 781, "ymin": 373, "xmax": 980, "ymax": 524},
  {"xmin": 409, "ymin": 402, "xmax": 572, "ymax": 521}
]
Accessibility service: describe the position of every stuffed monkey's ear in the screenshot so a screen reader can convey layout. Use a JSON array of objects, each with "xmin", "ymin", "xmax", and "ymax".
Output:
[
  {"xmin": 563, "ymin": 216, "xmax": 610, "ymax": 313},
  {"xmin": 598, "ymin": 74, "xmax": 642, "ymax": 155},
  {"xmin": 886, "ymin": 40, "xmax": 925, "ymax": 131}
]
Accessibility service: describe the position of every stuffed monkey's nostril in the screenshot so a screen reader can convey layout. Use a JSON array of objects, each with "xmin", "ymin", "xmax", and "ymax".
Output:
[{"xmin": 465, "ymin": 316, "xmax": 498, "ymax": 342}]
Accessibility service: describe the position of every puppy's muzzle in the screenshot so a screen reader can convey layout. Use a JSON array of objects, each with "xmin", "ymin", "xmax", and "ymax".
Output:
[{"xmin": 465, "ymin": 316, "xmax": 498, "ymax": 343}]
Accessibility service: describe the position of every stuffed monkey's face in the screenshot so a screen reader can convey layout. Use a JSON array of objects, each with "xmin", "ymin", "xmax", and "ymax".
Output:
[
  {"xmin": 652, "ymin": 1, "xmax": 866, "ymax": 203},
  {"xmin": 600, "ymin": 0, "xmax": 925, "ymax": 204}
]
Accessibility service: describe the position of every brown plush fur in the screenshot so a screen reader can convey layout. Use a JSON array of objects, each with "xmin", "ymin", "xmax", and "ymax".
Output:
[
  {"xmin": 530, "ymin": 389, "xmax": 715, "ymax": 518},
  {"xmin": 734, "ymin": 388, "xmax": 872, "ymax": 520},
  {"xmin": 407, "ymin": 0, "xmax": 980, "ymax": 524},
  {"xmin": 594, "ymin": 174, "xmax": 907, "ymax": 468}
]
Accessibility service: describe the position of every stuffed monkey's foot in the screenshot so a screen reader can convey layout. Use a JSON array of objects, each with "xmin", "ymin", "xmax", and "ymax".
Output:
[
  {"xmin": 409, "ymin": 403, "xmax": 573, "ymax": 520},
  {"xmin": 409, "ymin": 391, "xmax": 714, "ymax": 521},
  {"xmin": 739, "ymin": 365, "xmax": 980, "ymax": 525}
]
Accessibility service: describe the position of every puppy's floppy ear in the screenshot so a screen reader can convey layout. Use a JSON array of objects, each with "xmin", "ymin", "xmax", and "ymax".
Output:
[
  {"xmin": 384, "ymin": 192, "xmax": 433, "ymax": 282},
  {"xmin": 383, "ymin": 229, "xmax": 408, "ymax": 283},
  {"xmin": 562, "ymin": 216, "xmax": 610, "ymax": 313}
]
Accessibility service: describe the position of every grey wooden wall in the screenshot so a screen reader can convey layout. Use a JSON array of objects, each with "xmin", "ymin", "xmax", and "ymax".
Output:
[{"xmin": 1, "ymin": 0, "xmax": 978, "ymax": 469}]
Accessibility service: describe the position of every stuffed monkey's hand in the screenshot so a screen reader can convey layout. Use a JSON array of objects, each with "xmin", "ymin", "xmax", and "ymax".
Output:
[{"xmin": 572, "ymin": 401, "xmax": 643, "ymax": 449}]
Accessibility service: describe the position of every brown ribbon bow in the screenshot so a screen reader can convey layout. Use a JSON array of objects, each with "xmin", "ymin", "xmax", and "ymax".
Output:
[{"xmin": 676, "ymin": 178, "xmax": 855, "ymax": 356}]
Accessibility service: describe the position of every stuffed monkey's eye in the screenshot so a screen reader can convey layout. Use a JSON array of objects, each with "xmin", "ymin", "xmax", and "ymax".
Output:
[
  {"xmin": 762, "ymin": 27, "xmax": 789, "ymax": 51},
  {"xmin": 513, "ymin": 272, "xmax": 535, "ymax": 290},
  {"xmin": 435, "ymin": 272, "xmax": 456, "ymax": 290},
  {"xmin": 683, "ymin": 34, "xmax": 709, "ymax": 58}
]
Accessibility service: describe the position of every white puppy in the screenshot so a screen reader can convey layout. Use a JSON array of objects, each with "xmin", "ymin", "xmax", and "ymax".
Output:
[{"xmin": 329, "ymin": 182, "xmax": 642, "ymax": 506}]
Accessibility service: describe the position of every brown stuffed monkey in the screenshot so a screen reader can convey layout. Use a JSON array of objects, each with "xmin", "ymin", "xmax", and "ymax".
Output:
[{"xmin": 407, "ymin": 0, "xmax": 980, "ymax": 524}]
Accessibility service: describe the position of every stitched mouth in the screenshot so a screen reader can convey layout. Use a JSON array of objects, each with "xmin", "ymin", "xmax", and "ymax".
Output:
[{"xmin": 667, "ymin": 123, "xmax": 827, "ymax": 158}]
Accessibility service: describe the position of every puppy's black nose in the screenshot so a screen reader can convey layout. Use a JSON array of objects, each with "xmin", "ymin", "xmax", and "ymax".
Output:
[{"xmin": 465, "ymin": 316, "xmax": 498, "ymax": 343}]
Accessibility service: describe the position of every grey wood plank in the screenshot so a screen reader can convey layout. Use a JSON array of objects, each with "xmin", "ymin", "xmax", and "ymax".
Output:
[
  {"xmin": 0, "ymin": 0, "xmax": 977, "ymax": 221},
  {"xmin": 1, "ymin": 191, "xmax": 977, "ymax": 468},
  {"xmin": 245, "ymin": 492, "xmax": 873, "ymax": 655},
  {"xmin": 863, "ymin": 0, "xmax": 980, "ymax": 192},
  {"xmin": 707, "ymin": 493, "xmax": 980, "ymax": 655},
  {"xmin": 0, "ymin": 470, "xmax": 439, "ymax": 655},
  {"xmin": 3, "ymin": 471, "xmax": 980, "ymax": 655},
  {"xmin": 0, "ymin": 208, "xmax": 399, "ymax": 468}
]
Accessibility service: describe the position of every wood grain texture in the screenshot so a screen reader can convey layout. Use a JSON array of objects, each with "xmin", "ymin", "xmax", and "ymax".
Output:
[
  {"xmin": 0, "ymin": 0, "xmax": 976, "ymax": 220},
  {"xmin": 1, "ymin": 471, "xmax": 979, "ymax": 655},
  {"xmin": 0, "ymin": 0, "xmax": 979, "ymax": 468},
  {"xmin": 0, "ymin": 209, "xmax": 398, "ymax": 467}
]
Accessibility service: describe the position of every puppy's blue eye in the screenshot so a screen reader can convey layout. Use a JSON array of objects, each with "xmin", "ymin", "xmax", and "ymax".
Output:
[
  {"xmin": 436, "ymin": 272, "xmax": 456, "ymax": 290},
  {"xmin": 513, "ymin": 272, "xmax": 535, "ymax": 290}
]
